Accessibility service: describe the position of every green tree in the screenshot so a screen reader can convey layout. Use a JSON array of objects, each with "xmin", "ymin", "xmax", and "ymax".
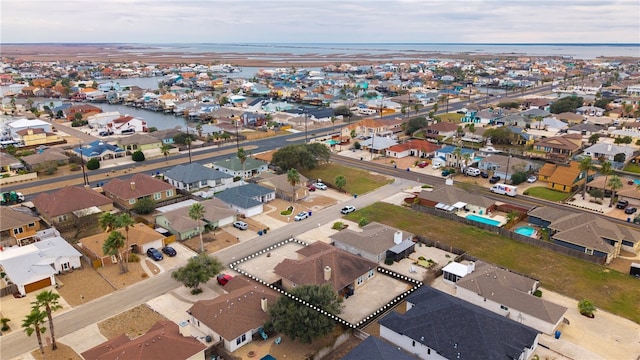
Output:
[
  {"xmin": 588, "ymin": 133, "xmax": 600, "ymax": 145},
  {"xmin": 86, "ymin": 158, "xmax": 100, "ymax": 170},
  {"xmin": 132, "ymin": 197, "xmax": 156, "ymax": 214},
  {"xmin": 451, "ymin": 147, "xmax": 462, "ymax": 168},
  {"xmin": 266, "ymin": 284, "xmax": 342, "ymax": 344},
  {"xmin": 461, "ymin": 152, "xmax": 472, "ymax": 168},
  {"xmin": 189, "ymin": 203, "xmax": 206, "ymax": 253},
  {"xmin": 98, "ymin": 212, "xmax": 118, "ymax": 232},
  {"xmin": 161, "ymin": 144, "xmax": 171, "ymax": 163},
  {"xmin": 599, "ymin": 161, "xmax": 613, "ymax": 201},
  {"xmin": 608, "ymin": 175, "xmax": 623, "ymax": 207},
  {"xmin": 237, "ymin": 147, "xmax": 247, "ymax": 180},
  {"xmin": 0, "ymin": 317, "xmax": 10, "ymax": 332},
  {"xmin": 286, "ymin": 168, "xmax": 300, "ymax": 203},
  {"xmin": 173, "ymin": 132, "xmax": 196, "ymax": 146},
  {"xmin": 171, "ymin": 253, "xmax": 223, "ymax": 294},
  {"xmin": 131, "ymin": 150, "xmax": 145, "ymax": 162},
  {"xmin": 22, "ymin": 309, "xmax": 47, "ymax": 358},
  {"xmin": 550, "ymin": 96, "xmax": 583, "ymax": 114},
  {"xmin": 117, "ymin": 214, "xmax": 134, "ymax": 272},
  {"xmin": 405, "ymin": 116, "xmax": 427, "ymax": 135},
  {"xmin": 483, "ymin": 127, "xmax": 513, "ymax": 145},
  {"xmin": 510, "ymin": 171, "xmax": 528, "ymax": 185},
  {"xmin": 271, "ymin": 144, "xmax": 331, "ymax": 172},
  {"xmin": 73, "ymin": 112, "xmax": 83, "ymax": 122},
  {"xmin": 103, "ymin": 231, "xmax": 127, "ymax": 273},
  {"xmin": 578, "ymin": 157, "xmax": 595, "ymax": 199},
  {"xmin": 334, "ymin": 175, "xmax": 347, "ymax": 192},
  {"xmin": 578, "ymin": 299, "xmax": 596, "ymax": 317},
  {"xmin": 32, "ymin": 290, "xmax": 62, "ymax": 350}
]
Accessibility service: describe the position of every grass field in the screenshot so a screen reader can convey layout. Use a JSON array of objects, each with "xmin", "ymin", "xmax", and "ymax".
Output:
[
  {"xmin": 346, "ymin": 202, "xmax": 640, "ymax": 324},
  {"xmin": 623, "ymin": 163, "xmax": 640, "ymax": 173},
  {"xmin": 302, "ymin": 163, "xmax": 393, "ymax": 195},
  {"xmin": 524, "ymin": 186, "xmax": 571, "ymax": 202}
]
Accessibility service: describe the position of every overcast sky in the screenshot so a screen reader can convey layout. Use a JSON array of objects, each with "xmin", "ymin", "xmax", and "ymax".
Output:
[{"xmin": 2, "ymin": 0, "xmax": 639, "ymax": 44}]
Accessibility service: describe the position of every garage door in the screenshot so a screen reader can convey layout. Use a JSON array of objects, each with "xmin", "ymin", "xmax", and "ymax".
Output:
[{"xmin": 24, "ymin": 277, "xmax": 52, "ymax": 293}]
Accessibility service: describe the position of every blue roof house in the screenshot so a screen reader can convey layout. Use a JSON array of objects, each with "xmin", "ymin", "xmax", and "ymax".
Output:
[
  {"xmin": 434, "ymin": 145, "xmax": 476, "ymax": 168},
  {"xmin": 75, "ymin": 140, "xmax": 126, "ymax": 161}
]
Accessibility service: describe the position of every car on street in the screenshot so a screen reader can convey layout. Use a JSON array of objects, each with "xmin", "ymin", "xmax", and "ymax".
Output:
[
  {"xmin": 98, "ymin": 130, "xmax": 113, "ymax": 136},
  {"xmin": 341, "ymin": 205, "xmax": 356, "ymax": 214},
  {"xmin": 616, "ymin": 200, "xmax": 629, "ymax": 209},
  {"xmin": 313, "ymin": 182, "xmax": 328, "ymax": 190},
  {"xmin": 489, "ymin": 176, "xmax": 501, "ymax": 184},
  {"xmin": 217, "ymin": 273, "xmax": 233, "ymax": 286},
  {"xmin": 161, "ymin": 246, "xmax": 177, "ymax": 257},
  {"xmin": 441, "ymin": 169, "xmax": 451, "ymax": 177},
  {"xmin": 527, "ymin": 175, "xmax": 538, "ymax": 183},
  {"xmin": 233, "ymin": 220, "xmax": 249, "ymax": 230},
  {"xmin": 625, "ymin": 207, "xmax": 637, "ymax": 214},
  {"xmin": 294, "ymin": 211, "xmax": 309, "ymax": 221},
  {"xmin": 146, "ymin": 247, "xmax": 163, "ymax": 261}
]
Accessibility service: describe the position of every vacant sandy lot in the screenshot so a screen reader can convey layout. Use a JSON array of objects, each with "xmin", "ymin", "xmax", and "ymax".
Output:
[
  {"xmin": 56, "ymin": 267, "xmax": 114, "ymax": 306},
  {"xmin": 98, "ymin": 304, "xmax": 169, "ymax": 340}
]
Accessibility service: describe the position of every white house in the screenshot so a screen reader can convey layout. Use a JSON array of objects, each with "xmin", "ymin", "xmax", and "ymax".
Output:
[
  {"xmin": 0, "ymin": 228, "xmax": 81, "ymax": 296},
  {"xmin": 109, "ymin": 115, "xmax": 147, "ymax": 134}
]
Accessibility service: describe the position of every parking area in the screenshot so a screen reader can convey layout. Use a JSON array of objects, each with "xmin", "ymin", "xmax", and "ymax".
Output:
[{"xmin": 147, "ymin": 242, "xmax": 198, "ymax": 273}]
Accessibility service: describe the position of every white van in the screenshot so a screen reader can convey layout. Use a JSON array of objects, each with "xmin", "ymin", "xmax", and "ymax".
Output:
[
  {"xmin": 465, "ymin": 167, "xmax": 481, "ymax": 177},
  {"xmin": 490, "ymin": 184, "xmax": 517, "ymax": 197}
]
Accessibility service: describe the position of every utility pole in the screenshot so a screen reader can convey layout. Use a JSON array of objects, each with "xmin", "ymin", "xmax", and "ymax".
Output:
[
  {"xmin": 79, "ymin": 141, "xmax": 88, "ymax": 186},
  {"xmin": 304, "ymin": 110, "xmax": 308, "ymax": 143},
  {"xmin": 185, "ymin": 122, "xmax": 192, "ymax": 164}
]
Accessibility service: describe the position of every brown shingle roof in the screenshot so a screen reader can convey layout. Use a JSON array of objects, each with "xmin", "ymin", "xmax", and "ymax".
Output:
[
  {"xmin": 0, "ymin": 207, "xmax": 39, "ymax": 232},
  {"xmin": 32, "ymin": 186, "xmax": 112, "ymax": 218},
  {"xmin": 81, "ymin": 321, "xmax": 206, "ymax": 360},
  {"xmin": 188, "ymin": 277, "xmax": 279, "ymax": 340},
  {"xmin": 274, "ymin": 242, "xmax": 377, "ymax": 292},
  {"xmin": 102, "ymin": 173, "xmax": 175, "ymax": 200}
]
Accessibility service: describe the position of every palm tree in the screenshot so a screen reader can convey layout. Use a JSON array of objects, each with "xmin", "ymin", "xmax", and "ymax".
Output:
[
  {"xmin": 32, "ymin": 291, "xmax": 62, "ymax": 350},
  {"xmin": 103, "ymin": 231, "xmax": 127, "ymax": 273},
  {"xmin": 98, "ymin": 212, "xmax": 118, "ymax": 232},
  {"xmin": 160, "ymin": 144, "xmax": 171, "ymax": 163},
  {"xmin": 578, "ymin": 157, "xmax": 595, "ymax": 199},
  {"xmin": 608, "ymin": 175, "xmax": 623, "ymax": 207},
  {"xmin": 237, "ymin": 147, "xmax": 247, "ymax": 180},
  {"xmin": 189, "ymin": 203, "xmax": 206, "ymax": 253},
  {"xmin": 286, "ymin": 168, "xmax": 300, "ymax": 203},
  {"xmin": 335, "ymin": 175, "xmax": 347, "ymax": 192},
  {"xmin": 195, "ymin": 123, "xmax": 203, "ymax": 138},
  {"xmin": 22, "ymin": 309, "xmax": 47, "ymax": 359},
  {"xmin": 462, "ymin": 153, "xmax": 472, "ymax": 169},
  {"xmin": 117, "ymin": 214, "xmax": 134, "ymax": 272},
  {"xmin": 451, "ymin": 147, "xmax": 462, "ymax": 168},
  {"xmin": 599, "ymin": 161, "xmax": 613, "ymax": 201}
]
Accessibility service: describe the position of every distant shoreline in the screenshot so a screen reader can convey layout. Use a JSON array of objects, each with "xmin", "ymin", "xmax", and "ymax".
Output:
[{"xmin": 1, "ymin": 43, "xmax": 638, "ymax": 66}]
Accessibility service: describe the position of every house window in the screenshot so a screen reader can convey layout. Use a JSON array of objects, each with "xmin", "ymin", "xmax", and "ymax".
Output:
[
  {"xmin": 129, "ymin": 199, "xmax": 136, "ymax": 205},
  {"xmin": 28, "ymin": 222, "xmax": 35, "ymax": 228},
  {"xmin": 585, "ymin": 248, "xmax": 594, "ymax": 255},
  {"xmin": 111, "ymin": 255, "xmax": 118, "ymax": 263},
  {"xmin": 166, "ymin": 190, "xmax": 173, "ymax": 197},
  {"xmin": 62, "ymin": 262, "xmax": 69, "ymax": 270},
  {"xmin": 500, "ymin": 305, "xmax": 509, "ymax": 311},
  {"xmin": 368, "ymin": 269, "xmax": 375, "ymax": 278},
  {"xmin": 13, "ymin": 228, "xmax": 24, "ymax": 235},
  {"xmin": 357, "ymin": 276, "xmax": 364, "ymax": 285},
  {"xmin": 154, "ymin": 192, "xmax": 161, "ymax": 200},
  {"xmin": 236, "ymin": 333, "xmax": 246, "ymax": 345},
  {"xmin": 58, "ymin": 215, "xmax": 68, "ymax": 222}
]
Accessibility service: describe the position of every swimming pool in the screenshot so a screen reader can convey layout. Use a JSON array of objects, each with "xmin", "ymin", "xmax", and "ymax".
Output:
[
  {"xmin": 633, "ymin": 179, "xmax": 640, "ymax": 185},
  {"xmin": 466, "ymin": 214, "xmax": 501, "ymax": 227},
  {"xmin": 325, "ymin": 139, "xmax": 339, "ymax": 145},
  {"xmin": 515, "ymin": 226, "xmax": 536, "ymax": 237}
]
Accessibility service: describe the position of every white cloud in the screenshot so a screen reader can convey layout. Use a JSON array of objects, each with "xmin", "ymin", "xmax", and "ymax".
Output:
[{"xmin": 1, "ymin": 0, "xmax": 638, "ymax": 43}]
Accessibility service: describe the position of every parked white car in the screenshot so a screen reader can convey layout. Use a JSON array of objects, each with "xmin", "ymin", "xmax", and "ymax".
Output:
[
  {"xmin": 294, "ymin": 212, "xmax": 309, "ymax": 221},
  {"xmin": 314, "ymin": 182, "xmax": 328, "ymax": 190}
]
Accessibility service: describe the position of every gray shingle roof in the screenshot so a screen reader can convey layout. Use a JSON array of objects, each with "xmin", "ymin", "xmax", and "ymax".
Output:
[
  {"xmin": 214, "ymin": 183, "xmax": 273, "ymax": 209},
  {"xmin": 379, "ymin": 286, "xmax": 539, "ymax": 360},
  {"xmin": 342, "ymin": 336, "xmax": 418, "ymax": 360},
  {"xmin": 164, "ymin": 163, "xmax": 232, "ymax": 183}
]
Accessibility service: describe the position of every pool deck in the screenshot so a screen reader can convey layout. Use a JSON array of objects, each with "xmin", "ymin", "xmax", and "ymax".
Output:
[{"xmin": 464, "ymin": 213, "xmax": 507, "ymax": 227}]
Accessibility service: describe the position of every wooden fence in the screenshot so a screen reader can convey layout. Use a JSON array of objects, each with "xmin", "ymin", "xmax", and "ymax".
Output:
[
  {"xmin": 412, "ymin": 204, "xmax": 606, "ymax": 265},
  {"xmin": 0, "ymin": 284, "xmax": 19, "ymax": 297}
]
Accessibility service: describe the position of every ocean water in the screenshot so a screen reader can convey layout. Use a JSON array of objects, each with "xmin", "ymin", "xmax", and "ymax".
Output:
[{"xmin": 122, "ymin": 43, "xmax": 640, "ymax": 60}]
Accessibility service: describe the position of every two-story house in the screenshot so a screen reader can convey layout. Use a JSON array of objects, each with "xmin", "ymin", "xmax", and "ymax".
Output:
[
  {"xmin": 0, "ymin": 207, "xmax": 41, "ymax": 247},
  {"xmin": 102, "ymin": 173, "xmax": 178, "ymax": 210}
]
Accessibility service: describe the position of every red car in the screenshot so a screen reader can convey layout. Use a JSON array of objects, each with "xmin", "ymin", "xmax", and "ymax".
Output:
[
  {"xmin": 217, "ymin": 274, "xmax": 233, "ymax": 286},
  {"xmin": 417, "ymin": 161, "xmax": 429, "ymax": 168},
  {"xmin": 308, "ymin": 185, "xmax": 316, "ymax": 191}
]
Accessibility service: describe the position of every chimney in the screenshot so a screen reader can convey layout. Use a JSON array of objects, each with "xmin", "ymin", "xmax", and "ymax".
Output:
[
  {"xmin": 178, "ymin": 320, "xmax": 191, "ymax": 337},
  {"xmin": 394, "ymin": 231, "xmax": 403, "ymax": 245},
  {"xmin": 130, "ymin": 182, "xmax": 136, "ymax": 190},
  {"xmin": 261, "ymin": 297, "xmax": 268, "ymax": 312},
  {"xmin": 467, "ymin": 262, "xmax": 475, "ymax": 274},
  {"xmin": 324, "ymin": 266, "xmax": 332, "ymax": 281}
]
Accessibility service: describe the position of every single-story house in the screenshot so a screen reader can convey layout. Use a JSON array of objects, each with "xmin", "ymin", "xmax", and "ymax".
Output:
[
  {"xmin": 531, "ymin": 134, "xmax": 583, "ymax": 160},
  {"xmin": 214, "ymin": 183, "xmax": 275, "ymax": 217},
  {"xmin": 115, "ymin": 133, "xmax": 162, "ymax": 154},
  {"xmin": 164, "ymin": 162, "xmax": 234, "ymax": 193},
  {"xmin": 81, "ymin": 321, "xmax": 206, "ymax": 360},
  {"xmin": 210, "ymin": 157, "xmax": 269, "ymax": 179},
  {"xmin": 32, "ymin": 186, "xmax": 114, "ymax": 226},
  {"xmin": 359, "ymin": 135, "xmax": 399, "ymax": 156},
  {"xmin": 331, "ymin": 222, "xmax": 415, "ymax": 263},
  {"xmin": 416, "ymin": 185, "xmax": 496, "ymax": 216},
  {"xmin": 253, "ymin": 172, "xmax": 310, "ymax": 202},
  {"xmin": 80, "ymin": 223, "xmax": 167, "ymax": 267},
  {"xmin": 155, "ymin": 198, "xmax": 237, "ymax": 240},
  {"xmin": 477, "ymin": 154, "xmax": 538, "ymax": 181},
  {"xmin": 188, "ymin": 276, "xmax": 279, "ymax": 353},
  {"xmin": 582, "ymin": 143, "xmax": 634, "ymax": 163},
  {"xmin": 273, "ymin": 242, "xmax": 378, "ymax": 298},
  {"xmin": 20, "ymin": 148, "xmax": 69, "ymax": 171},
  {"xmin": 341, "ymin": 336, "xmax": 417, "ymax": 360},
  {"xmin": 75, "ymin": 140, "xmax": 126, "ymax": 162},
  {"xmin": 378, "ymin": 286, "xmax": 539, "ymax": 360},
  {"xmin": 0, "ymin": 229, "xmax": 81, "ymax": 296},
  {"xmin": 385, "ymin": 139, "xmax": 440, "ymax": 159}
]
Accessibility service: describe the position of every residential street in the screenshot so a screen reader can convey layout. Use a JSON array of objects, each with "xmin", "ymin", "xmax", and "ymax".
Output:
[{"xmin": 0, "ymin": 179, "xmax": 410, "ymax": 360}]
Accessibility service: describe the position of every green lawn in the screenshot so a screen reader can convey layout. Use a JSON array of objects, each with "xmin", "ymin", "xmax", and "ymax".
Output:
[
  {"xmin": 302, "ymin": 164, "xmax": 393, "ymax": 195},
  {"xmin": 623, "ymin": 163, "xmax": 640, "ymax": 173},
  {"xmin": 345, "ymin": 202, "xmax": 640, "ymax": 324},
  {"xmin": 524, "ymin": 186, "xmax": 570, "ymax": 202}
]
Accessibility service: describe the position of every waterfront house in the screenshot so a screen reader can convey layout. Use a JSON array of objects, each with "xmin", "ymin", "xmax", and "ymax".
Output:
[
  {"xmin": 164, "ymin": 163, "xmax": 234, "ymax": 193},
  {"xmin": 109, "ymin": 115, "xmax": 147, "ymax": 134},
  {"xmin": 74, "ymin": 140, "xmax": 126, "ymax": 162},
  {"xmin": 210, "ymin": 157, "xmax": 269, "ymax": 179},
  {"xmin": 582, "ymin": 143, "xmax": 634, "ymax": 163},
  {"xmin": 530, "ymin": 134, "xmax": 582, "ymax": 160}
]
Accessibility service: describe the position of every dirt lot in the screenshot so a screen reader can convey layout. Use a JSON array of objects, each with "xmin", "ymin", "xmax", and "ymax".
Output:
[
  {"xmin": 55, "ymin": 267, "xmax": 115, "ymax": 306},
  {"xmin": 98, "ymin": 304, "xmax": 168, "ymax": 340},
  {"xmin": 96, "ymin": 260, "xmax": 149, "ymax": 290},
  {"xmin": 30, "ymin": 343, "xmax": 82, "ymax": 360},
  {"xmin": 263, "ymin": 195, "xmax": 338, "ymax": 223},
  {"xmin": 182, "ymin": 231, "xmax": 240, "ymax": 253}
]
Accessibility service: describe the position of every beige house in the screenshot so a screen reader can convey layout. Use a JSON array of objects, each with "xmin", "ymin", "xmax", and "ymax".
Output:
[
  {"xmin": 102, "ymin": 173, "xmax": 178, "ymax": 210},
  {"xmin": 254, "ymin": 172, "xmax": 310, "ymax": 202},
  {"xmin": 32, "ymin": 186, "xmax": 114, "ymax": 225}
]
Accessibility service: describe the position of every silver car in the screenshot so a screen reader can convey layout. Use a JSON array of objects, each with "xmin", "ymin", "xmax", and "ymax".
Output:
[
  {"xmin": 233, "ymin": 220, "xmax": 248, "ymax": 230},
  {"xmin": 294, "ymin": 212, "xmax": 309, "ymax": 221}
]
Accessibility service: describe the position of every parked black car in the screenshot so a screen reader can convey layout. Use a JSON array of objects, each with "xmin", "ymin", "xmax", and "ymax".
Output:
[
  {"xmin": 617, "ymin": 200, "xmax": 629, "ymax": 209},
  {"xmin": 624, "ymin": 207, "xmax": 637, "ymax": 215},
  {"xmin": 480, "ymin": 171, "xmax": 489, "ymax": 178},
  {"xmin": 489, "ymin": 176, "xmax": 501, "ymax": 184},
  {"xmin": 146, "ymin": 247, "xmax": 164, "ymax": 261},
  {"xmin": 161, "ymin": 246, "xmax": 177, "ymax": 257}
]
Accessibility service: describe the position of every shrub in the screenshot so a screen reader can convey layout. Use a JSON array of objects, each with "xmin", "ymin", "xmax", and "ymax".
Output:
[
  {"xmin": 133, "ymin": 197, "xmax": 156, "ymax": 214},
  {"xmin": 0, "ymin": 318, "xmax": 10, "ymax": 332},
  {"xmin": 280, "ymin": 206, "xmax": 293, "ymax": 216},
  {"xmin": 578, "ymin": 299, "xmax": 596, "ymax": 317},
  {"xmin": 354, "ymin": 141, "xmax": 361, "ymax": 150},
  {"xmin": 132, "ymin": 150, "xmax": 145, "ymax": 162},
  {"xmin": 332, "ymin": 222, "xmax": 344, "ymax": 230},
  {"xmin": 418, "ymin": 256, "xmax": 426, "ymax": 261},
  {"xmin": 69, "ymin": 163, "xmax": 81, "ymax": 171},
  {"xmin": 384, "ymin": 258, "xmax": 394, "ymax": 265},
  {"xmin": 533, "ymin": 289, "xmax": 542, "ymax": 297},
  {"xmin": 358, "ymin": 217, "xmax": 369, "ymax": 227},
  {"xmin": 86, "ymin": 158, "xmax": 100, "ymax": 170},
  {"xmin": 128, "ymin": 253, "xmax": 140, "ymax": 262},
  {"xmin": 510, "ymin": 172, "xmax": 527, "ymax": 185},
  {"xmin": 421, "ymin": 184, "xmax": 433, "ymax": 188},
  {"xmin": 191, "ymin": 288, "xmax": 203, "ymax": 295}
]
